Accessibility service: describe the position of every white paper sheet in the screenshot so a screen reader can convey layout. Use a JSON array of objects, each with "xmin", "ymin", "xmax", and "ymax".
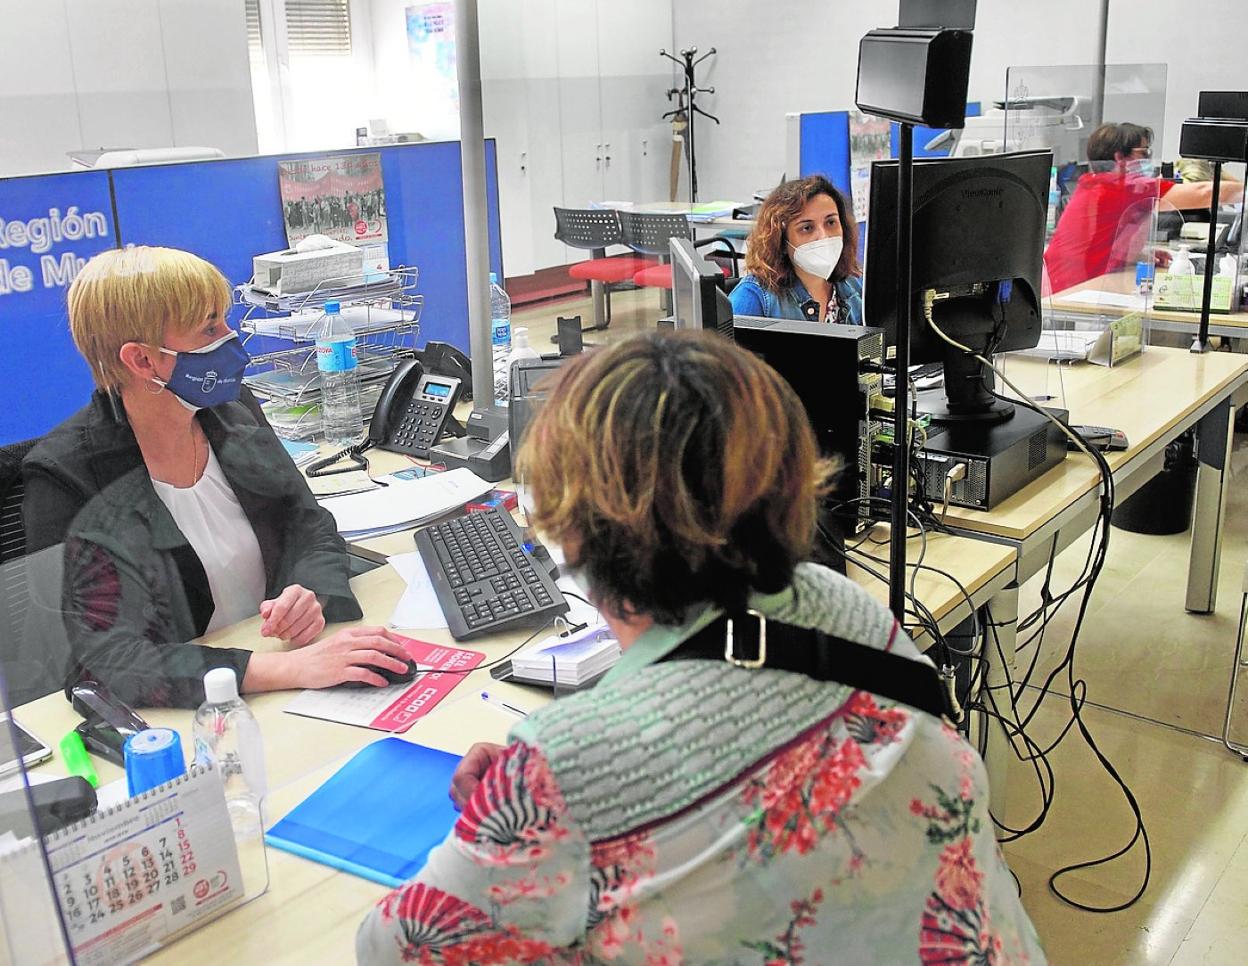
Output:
[
  {"xmin": 320, "ymin": 467, "xmax": 494, "ymax": 538},
  {"xmin": 388, "ymin": 552, "xmax": 449, "ymax": 629},
  {"xmin": 1061, "ymin": 290, "xmax": 1147, "ymax": 310}
]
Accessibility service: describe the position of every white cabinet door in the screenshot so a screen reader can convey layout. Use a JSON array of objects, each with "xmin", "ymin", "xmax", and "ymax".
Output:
[{"xmin": 480, "ymin": 0, "xmax": 534, "ymax": 277}]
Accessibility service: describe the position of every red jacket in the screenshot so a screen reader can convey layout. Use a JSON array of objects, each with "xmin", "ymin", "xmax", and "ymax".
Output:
[{"xmin": 1044, "ymin": 171, "xmax": 1174, "ymax": 294}]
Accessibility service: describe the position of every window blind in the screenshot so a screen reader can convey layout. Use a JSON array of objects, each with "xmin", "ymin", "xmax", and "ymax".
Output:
[{"xmin": 285, "ymin": 0, "xmax": 353, "ymax": 56}]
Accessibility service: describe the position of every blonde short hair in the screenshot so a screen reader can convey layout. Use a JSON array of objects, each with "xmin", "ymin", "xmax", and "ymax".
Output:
[{"xmin": 68, "ymin": 246, "xmax": 233, "ymax": 392}]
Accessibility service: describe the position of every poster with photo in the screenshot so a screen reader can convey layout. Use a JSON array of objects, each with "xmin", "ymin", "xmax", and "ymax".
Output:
[
  {"xmin": 848, "ymin": 111, "xmax": 893, "ymax": 223},
  {"xmin": 278, "ymin": 153, "xmax": 388, "ymax": 248}
]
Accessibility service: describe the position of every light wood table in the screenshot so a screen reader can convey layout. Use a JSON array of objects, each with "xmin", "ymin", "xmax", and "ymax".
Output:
[
  {"xmin": 943, "ymin": 346, "xmax": 1248, "ymax": 616},
  {"xmin": 1049, "ymin": 270, "xmax": 1248, "ymax": 343},
  {"xmin": 15, "ymin": 527, "xmax": 1014, "ymax": 964}
]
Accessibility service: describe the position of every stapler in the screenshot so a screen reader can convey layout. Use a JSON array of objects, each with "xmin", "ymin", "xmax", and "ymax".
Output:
[{"xmin": 69, "ymin": 679, "xmax": 150, "ymax": 767}]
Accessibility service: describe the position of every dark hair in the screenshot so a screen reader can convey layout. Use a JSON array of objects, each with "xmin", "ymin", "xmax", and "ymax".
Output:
[
  {"xmin": 1087, "ymin": 123, "xmax": 1153, "ymax": 163},
  {"xmin": 745, "ymin": 175, "xmax": 861, "ymax": 292},
  {"xmin": 515, "ymin": 330, "xmax": 835, "ymax": 625}
]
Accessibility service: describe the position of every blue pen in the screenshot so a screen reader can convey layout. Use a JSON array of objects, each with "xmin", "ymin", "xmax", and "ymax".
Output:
[{"xmin": 480, "ymin": 691, "xmax": 527, "ymax": 718}]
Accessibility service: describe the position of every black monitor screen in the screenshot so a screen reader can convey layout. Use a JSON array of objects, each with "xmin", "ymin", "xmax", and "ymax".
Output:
[{"xmin": 865, "ymin": 149, "xmax": 1051, "ymax": 361}]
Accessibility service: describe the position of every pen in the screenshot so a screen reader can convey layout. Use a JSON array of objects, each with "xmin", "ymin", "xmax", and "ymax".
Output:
[{"xmin": 480, "ymin": 691, "xmax": 528, "ymax": 718}]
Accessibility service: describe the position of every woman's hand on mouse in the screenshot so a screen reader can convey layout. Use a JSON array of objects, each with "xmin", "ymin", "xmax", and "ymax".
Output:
[
  {"xmin": 259, "ymin": 584, "xmax": 325, "ymax": 647},
  {"xmin": 243, "ymin": 626, "xmax": 412, "ymax": 692}
]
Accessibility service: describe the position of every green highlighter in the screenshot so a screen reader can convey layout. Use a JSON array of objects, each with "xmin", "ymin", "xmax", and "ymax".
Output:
[{"xmin": 59, "ymin": 730, "xmax": 99, "ymax": 789}]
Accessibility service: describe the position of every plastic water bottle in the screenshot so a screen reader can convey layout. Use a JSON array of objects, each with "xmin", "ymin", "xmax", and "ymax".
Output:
[
  {"xmin": 490, "ymin": 273, "xmax": 512, "ymax": 405},
  {"xmin": 505, "ymin": 327, "xmax": 542, "ymax": 401},
  {"xmin": 193, "ymin": 668, "xmax": 267, "ymax": 836},
  {"xmin": 315, "ymin": 299, "xmax": 363, "ymax": 445},
  {"xmin": 1046, "ymin": 166, "xmax": 1059, "ymax": 232}
]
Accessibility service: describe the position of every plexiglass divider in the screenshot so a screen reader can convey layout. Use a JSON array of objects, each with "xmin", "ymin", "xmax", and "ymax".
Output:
[{"xmin": 1003, "ymin": 63, "xmax": 1169, "ymax": 366}]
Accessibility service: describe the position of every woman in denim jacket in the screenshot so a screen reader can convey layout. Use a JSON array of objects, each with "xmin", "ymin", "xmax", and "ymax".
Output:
[{"xmin": 730, "ymin": 175, "xmax": 865, "ymax": 325}]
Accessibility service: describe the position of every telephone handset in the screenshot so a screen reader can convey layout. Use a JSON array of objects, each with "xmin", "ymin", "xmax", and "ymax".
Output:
[
  {"xmin": 305, "ymin": 359, "xmax": 464, "ymax": 478},
  {"xmin": 370, "ymin": 359, "xmax": 463, "ymax": 458}
]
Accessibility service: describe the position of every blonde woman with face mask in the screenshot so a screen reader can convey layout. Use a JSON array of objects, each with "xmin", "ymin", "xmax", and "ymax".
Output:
[{"xmin": 729, "ymin": 175, "xmax": 865, "ymax": 324}]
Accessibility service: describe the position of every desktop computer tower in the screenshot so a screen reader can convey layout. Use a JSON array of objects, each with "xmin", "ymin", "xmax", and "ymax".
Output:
[
  {"xmin": 732, "ymin": 316, "xmax": 885, "ymax": 530},
  {"xmin": 913, "ymin": 397, "xmax": 1068, "ymax": 510}
]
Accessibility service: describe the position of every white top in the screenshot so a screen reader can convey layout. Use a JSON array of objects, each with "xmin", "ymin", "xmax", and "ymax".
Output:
[{"xmin": 151, "ymin": 447, "xmax": 267, "ymax": 634}]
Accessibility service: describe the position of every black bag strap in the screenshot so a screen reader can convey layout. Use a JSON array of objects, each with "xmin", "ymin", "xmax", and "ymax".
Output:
[{"xmin": 666, "ymin": 614, "xmax": 953, "ymax": 720}]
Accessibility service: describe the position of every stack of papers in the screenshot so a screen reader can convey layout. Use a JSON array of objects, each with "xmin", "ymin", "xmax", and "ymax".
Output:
[
  {"xmin": 320, "ymin": 468, "xmax": 494, "ymax": 539},
  {"xmin": 511, "ymin": 624, "xmax": 620, "ymax": 687}
]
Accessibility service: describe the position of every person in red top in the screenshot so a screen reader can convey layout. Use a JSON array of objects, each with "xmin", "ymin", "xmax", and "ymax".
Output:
[{"xmin": 1043, "ymin": 122, "xmax": 1242, "ymax": 294}]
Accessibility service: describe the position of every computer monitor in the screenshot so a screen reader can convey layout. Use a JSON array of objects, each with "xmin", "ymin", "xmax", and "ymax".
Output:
[
  {"xmin": 669, "ymin": 238, "xmax": 733, "ymax": 337},
  {"xmin": 865, "ymin": 150, "xmax": 1052, "ymax": 422}
]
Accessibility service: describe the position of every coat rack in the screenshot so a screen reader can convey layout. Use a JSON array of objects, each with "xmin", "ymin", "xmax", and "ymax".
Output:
[{"xmin": 660, "ymin": 47, "xmax": 718, "ymax": 203}]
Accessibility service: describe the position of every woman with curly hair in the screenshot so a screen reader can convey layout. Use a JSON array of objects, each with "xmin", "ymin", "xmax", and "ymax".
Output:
[
  {"xmin": 729, "ymin": 174, "xmax": 864, "ymax": 324},
  {"xmin": 356, "ymin": 330, "xmax": 1043, "ymax": 964}
]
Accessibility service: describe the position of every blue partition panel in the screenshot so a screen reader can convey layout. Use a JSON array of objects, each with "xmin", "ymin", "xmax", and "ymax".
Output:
[
  {"xmin": 797, "ymin": 103, "xmax": 984, "ymax": 188},
  {"xmin": 0, "ymin": 142, "xmax": 502, "ymax": 444},
  {"xmin": 112, "ymin": 141, "xmax": 503, "ymax": 349},
  {"xmin": 0, "ymin": 171, "xmax": 118, "ymax": 443}
]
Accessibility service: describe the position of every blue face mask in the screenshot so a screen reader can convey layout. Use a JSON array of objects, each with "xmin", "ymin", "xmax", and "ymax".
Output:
[{"xmin": 154, "ymin": 332, "xmax": 250, "ymax": 411}]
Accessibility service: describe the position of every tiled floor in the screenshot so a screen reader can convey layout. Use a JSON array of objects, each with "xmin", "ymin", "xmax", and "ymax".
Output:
[{"xmin": 515, "ymin": 285, "xmax": 1248, "ymax": 965}]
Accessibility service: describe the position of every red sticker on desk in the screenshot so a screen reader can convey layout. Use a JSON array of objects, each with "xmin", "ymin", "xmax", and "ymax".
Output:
[{"xmin": 283, "ymin": 635, "xmax": 485, "ymax": 733}]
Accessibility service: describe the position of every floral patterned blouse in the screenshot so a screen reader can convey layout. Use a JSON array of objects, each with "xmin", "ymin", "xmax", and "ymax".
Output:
[{"xmin": 356, "ymin": 564, "xmax": 1045, "ymax": 964}]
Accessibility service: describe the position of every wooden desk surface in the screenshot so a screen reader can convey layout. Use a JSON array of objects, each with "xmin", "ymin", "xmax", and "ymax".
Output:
[
  {"xmin": 14, "ymin": 529, "xmax": 1013, "ymax": 963},
  {"xmin": 941, "ymin": 345, "xmax": 1248, "ymax": 540},
  {"xmin": 1049, "ymin": 271, "xmax": 1248, "ymax": 330}
]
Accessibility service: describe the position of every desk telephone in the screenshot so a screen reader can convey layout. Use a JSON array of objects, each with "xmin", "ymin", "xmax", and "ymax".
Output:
[{"xmin": 306, "ymin": 359, "xmax": 463, "ymax": 477}]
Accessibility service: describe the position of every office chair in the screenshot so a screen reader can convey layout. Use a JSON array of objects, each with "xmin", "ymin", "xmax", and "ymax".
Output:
[
  {"xmin": 0, "ymin": 437, "xmax": 48, "ymax": 706},
  {"xmin": 617, "ymin": 211, "xmax": 740, "ymax": 290},
  {"xmin": 552, "ymin": 207, "xmax": 655, "ymax": 335}
]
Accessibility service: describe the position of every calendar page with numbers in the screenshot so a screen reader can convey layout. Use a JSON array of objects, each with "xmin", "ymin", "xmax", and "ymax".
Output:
[{"xmin": 40, "ymin": 764, "xmax": 243, "ymax": 966}]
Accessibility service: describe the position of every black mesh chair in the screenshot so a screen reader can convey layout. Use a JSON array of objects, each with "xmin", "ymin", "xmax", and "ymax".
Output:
[
  {"xmin": 553, "ymin": 207, "xmax": 656, "ymax": 333},
  {"xmin": 1, "ymin": 437, "xmax": 50, "ymax": 705},
  {"xmin": 618, "ymin": 210, "xmax": 742, "ymax": 289}
]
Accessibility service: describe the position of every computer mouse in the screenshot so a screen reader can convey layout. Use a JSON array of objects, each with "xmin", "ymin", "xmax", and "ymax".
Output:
[{"xmin": 339, "ymin": 659, "xmax": 421, "ymax": 689}]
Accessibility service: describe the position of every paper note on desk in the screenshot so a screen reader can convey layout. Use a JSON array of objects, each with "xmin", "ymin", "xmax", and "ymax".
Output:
[
  {"xmin": 284, "ymin": 635, "xmax": 483, "ymax": 731},
  {"xmin": 320, "ymin": 467, "xmax": 493, "ymax": 538},
  {"xmin": 387, "ymin": 551, "xmax": 449, "ymax": 629},
  {"xmin": 1061, "ymin": 289, "xmax": 1147, "ymax": 311}
]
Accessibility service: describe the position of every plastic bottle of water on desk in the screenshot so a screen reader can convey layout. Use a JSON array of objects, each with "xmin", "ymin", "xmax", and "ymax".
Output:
[
  {"xmin": 315, "ymin": 299, "xmax": 363, "ymax": 445},
  {"xmin": 505, "ymin": 327, "xmax": 542, "ymax": 402},
  {"xmin": 490, "ymin": 272, "xmax": 512, "ymax": 405},
  {"xmin": 193, "ymin": 668, "xmax": 268, "ymax": 837}
]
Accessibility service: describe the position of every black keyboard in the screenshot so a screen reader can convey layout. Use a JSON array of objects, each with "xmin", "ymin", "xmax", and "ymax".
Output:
[{"xmin": 414, "ymin": 508, "xmax": 569, "ymax": 640}]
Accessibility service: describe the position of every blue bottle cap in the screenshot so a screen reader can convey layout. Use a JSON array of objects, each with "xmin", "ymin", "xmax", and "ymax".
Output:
[
  {"xmin": 323, "ymin": 300, "xmax": 341, "ymax": 314},
  {"xmin": 124, "ymin": 728, "xmax": 187, "ymax": 797},
  {"xmin": 489, "ymin": 272, "xmax": 498, "ymax": 284}
]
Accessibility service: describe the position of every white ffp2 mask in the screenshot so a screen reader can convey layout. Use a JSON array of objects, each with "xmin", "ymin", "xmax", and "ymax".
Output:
[{"xmin": 788, "ymin": 236, "xmax": 844, "ymax": 279}]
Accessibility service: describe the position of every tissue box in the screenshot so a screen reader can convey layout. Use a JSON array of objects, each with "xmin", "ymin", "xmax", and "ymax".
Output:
[{"xmin": 252, "ymin": 244, "xmax": 364, "ymax": 296}]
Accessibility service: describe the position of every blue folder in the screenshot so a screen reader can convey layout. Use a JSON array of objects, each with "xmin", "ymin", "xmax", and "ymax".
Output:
[{"xmin": 265, "ymin": 738, "xmax": 462, "ymax": 887}]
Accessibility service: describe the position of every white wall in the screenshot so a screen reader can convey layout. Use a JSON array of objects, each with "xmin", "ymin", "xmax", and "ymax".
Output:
[
  {"xmin": 0, "ymin": 0, "xmax": 258, "ymax": 177},
  {"xmin": 669, "ymin": 0, "xmax": 1103, "ymax": 202},
  {"xmin": 1106, "ymin": 0, "xmax": 1246, "ymax": 162}
]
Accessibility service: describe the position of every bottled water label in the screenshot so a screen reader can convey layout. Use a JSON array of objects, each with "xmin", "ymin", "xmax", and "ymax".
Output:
[
  {"xmin": 317, "ymin": 337, "xmax": 358, "ymax": 373},
  {"xmin": 492, "ymin": 319, "xmax": 510, "ymax": 346}
]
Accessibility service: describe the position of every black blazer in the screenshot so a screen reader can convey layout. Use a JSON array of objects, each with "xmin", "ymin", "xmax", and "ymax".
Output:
[{"xmin": 22, "ymin": 390, "xmax": 363, "ymax": 707}]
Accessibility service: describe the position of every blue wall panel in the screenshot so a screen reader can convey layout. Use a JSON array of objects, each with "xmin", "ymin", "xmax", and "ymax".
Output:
[
  {"xmin": 1, "ymin": 142, "xmax": 502, "ymax": 443},
  {"xmin": 0, "ymin": 171, "xmax": 118, "ymax": 444}
]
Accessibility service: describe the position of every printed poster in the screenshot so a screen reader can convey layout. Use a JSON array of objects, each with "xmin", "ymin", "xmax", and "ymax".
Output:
[
  {"xmin": 278, "ymin": 153, "xmax": 388, "ymax": 248},
  {"xmin": 407, "ymin": 2, "xmax": 458, "ymax": 121},
  {"xmin": 848, "ymin": 111, "xmax": 893, "ymax": 223}
]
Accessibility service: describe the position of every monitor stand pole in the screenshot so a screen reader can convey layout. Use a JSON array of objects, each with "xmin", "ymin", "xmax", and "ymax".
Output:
[
  {"xmin": 889, "ymin": 123, "xmax": 914, "ymax": 621},
  {"xmin": 1191, "ymin": 159, "xmax": 1223, "ymax": 354}
]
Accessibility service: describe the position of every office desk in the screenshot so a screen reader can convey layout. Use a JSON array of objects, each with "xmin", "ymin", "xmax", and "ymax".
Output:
[
  {"xmin": 943, "ymin": 346, "xmax": 1248, "ymax": 615},
  {"xmin": 1049, "ymin": 271, "xmax": 1248, "ymax": 344},
  {"xmin": 14, "ymin": 530, "xmax": 1014, "ymax": 964}
]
